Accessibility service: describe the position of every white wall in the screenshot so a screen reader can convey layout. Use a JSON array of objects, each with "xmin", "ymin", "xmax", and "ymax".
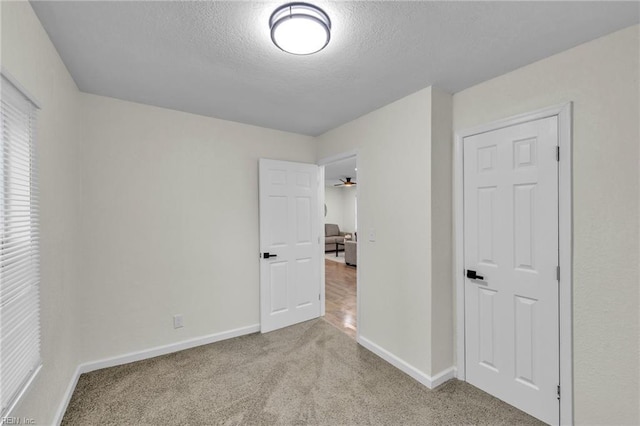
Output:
[
  {"xmin": 77, "ymin": 93, "xmax": 316, "ymax": 363},
  {"xmin": 324, "ymin": 186, "xmax": 344, "ymax": 229},
  {"xmin": 324, "ymin": 185, "xmax": 356, "ymax": 235},
  {"xmin": 341, "ymin": 186, "xmax": 357, "ymax": 234},
  {"xmin": 1, "ymin": 2, "xmax": 82, "ymax": 424},
  {"xmin": 429, "ymin": 88, "xmax": 453, "ymax": 375},
  {"xmin": 317, "ymin": 87, "xmax": 452, "ymax": 379},
  {"xmin": 453, "ymin": 25, "xmax": 640, "ymax": 425}
]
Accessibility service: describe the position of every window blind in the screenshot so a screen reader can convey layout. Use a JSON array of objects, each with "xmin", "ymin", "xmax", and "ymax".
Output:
[{"xmin": 0, "ymin": 75, "xmax": 41, "ymax": 417}]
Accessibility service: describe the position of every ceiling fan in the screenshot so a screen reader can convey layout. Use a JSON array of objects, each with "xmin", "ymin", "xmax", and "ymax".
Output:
[{"xmin": 334, "ymin": 177, "xmax": 356, "ymax": 187}]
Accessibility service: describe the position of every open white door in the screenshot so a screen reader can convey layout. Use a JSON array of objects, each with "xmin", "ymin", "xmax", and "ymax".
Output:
[
  {"xmin": 259, "ymin": 159, "xmax": 321, "ymax": 333},
  {"xmin": 463, "ymin": 117, "xmax": 559, "ymax": 425}
]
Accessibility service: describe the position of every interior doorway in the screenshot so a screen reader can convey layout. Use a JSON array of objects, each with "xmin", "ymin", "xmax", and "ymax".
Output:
[{"xmin": 319, "ymin": 152, "xmax": 359, "ymax": 339}]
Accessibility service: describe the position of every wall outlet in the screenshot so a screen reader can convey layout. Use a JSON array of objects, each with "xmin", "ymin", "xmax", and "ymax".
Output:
[
  {"xmin": 368, "ymin": 228, "xmax": 376, "ymax": 242},
  {"xmin": 173, "ymin": 314, "xmax": 184, "ymax": 329}
]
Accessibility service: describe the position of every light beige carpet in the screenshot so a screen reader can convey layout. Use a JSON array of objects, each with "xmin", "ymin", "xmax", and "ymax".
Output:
[{"xmin": 62, "ymin": 319, "xmax": 542, "ymax": 425}]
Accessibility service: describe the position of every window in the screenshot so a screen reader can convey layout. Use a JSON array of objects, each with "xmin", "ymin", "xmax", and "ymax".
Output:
[{"xmin": 0, "ymin": 74, "xmax": 41, "ymax": 416}]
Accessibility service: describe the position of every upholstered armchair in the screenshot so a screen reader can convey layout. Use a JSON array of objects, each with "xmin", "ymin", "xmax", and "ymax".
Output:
[{"xmin": 344, "ymin": 240, "xmax": 357, "ymax": 266}]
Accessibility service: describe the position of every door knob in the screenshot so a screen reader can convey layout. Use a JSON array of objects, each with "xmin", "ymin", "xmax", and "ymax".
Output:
[
  {"xmin": 262, "ymin": 252, "xmax": 278, "ymax": 259},
  {"xmin": 466, "ymin": 269, "xmax": 484, "ymax": 280}
]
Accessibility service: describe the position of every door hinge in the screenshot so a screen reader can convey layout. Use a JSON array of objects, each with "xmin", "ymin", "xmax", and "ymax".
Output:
[
  {"xmin": 557, "ymin": 384, "xmax": 561, "ymax": 400},
  {"xmin": 318, "ymin": 294, "xmax": 321, "ymax": 301},
  {"xmin": 556, "ymin": 146, "xmax": 560, "ymax": 162},
  {"xmin": 556, "ymin": 266, "xmax": 560, "ymax": 281}
]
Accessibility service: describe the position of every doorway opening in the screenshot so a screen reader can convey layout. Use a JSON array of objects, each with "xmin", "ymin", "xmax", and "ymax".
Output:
[{"xmin": 319, "ymin": 153, "xmax": 359, "ymax": 339}]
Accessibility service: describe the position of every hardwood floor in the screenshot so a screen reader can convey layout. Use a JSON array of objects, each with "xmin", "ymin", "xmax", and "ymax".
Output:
[{"xmin": 324, "ymin": 259, "xmax": 357, "ymax": 339}]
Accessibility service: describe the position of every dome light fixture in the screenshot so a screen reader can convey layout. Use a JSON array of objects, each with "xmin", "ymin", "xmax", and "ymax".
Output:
[{"xmin": 269, "ymin": 3, "xmax": 331, "ymax": 55}]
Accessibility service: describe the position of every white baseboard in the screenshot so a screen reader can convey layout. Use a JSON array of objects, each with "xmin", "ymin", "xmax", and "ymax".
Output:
[
  {"xmin": 53, "ymin": 364, "xmax": 82, "ymax": 426},
  {"xmin": 431, "ymin": 365, "xmax": 457, "ymax": 388},
  {"xmin": 78, "ymin": 324, "xmax": 260, "ymax": 374},
  {"xmin": 53, "ymin": 323, "xmax": 260, "ymax": 425},
  {"xmin": 357, "ymin": 335, "xmax": 455, "ymax": 389}
]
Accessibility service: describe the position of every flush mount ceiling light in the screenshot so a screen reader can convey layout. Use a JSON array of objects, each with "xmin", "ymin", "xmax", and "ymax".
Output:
[{"xmin": 270, "ymin": 3, "xmax": 331, "ymax": 55}]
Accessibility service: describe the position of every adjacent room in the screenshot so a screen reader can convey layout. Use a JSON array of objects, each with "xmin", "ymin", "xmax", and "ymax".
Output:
[
  {"xmin": 1, "ymin": 1, "xmax": 638, "ymax": 425},
  {"xmin": 323, "ymin": 157, "xmax": 358, "ymax": 338}
]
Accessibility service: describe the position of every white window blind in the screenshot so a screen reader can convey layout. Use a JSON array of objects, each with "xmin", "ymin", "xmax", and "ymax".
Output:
[{"xmin": 0, "ymin": 74, "xmax": 41, "ymax": 417}]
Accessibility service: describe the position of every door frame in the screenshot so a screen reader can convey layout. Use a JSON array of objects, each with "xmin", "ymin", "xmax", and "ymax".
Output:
[
  {"xmin": 454, "ymin": 103, "xmax": 573, "ymax": 425},
  {"xmin": 318, "ymin": 149, "xmax": 360, "ymax": 341}
]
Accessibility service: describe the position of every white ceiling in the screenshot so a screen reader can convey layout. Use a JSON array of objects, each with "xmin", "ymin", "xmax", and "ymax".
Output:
[
  {"xmin": 31, "ymin": 1, "xmax": 639, "ymax": 136},
  {"xmin": 324, "ymin": 157, "xmax": 357, "ymax": 187}
]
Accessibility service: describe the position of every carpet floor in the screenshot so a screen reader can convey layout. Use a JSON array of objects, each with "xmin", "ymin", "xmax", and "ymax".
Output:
[{"xmin": 62, "ymin": 319, "xmax": 542, "ymax": 425}]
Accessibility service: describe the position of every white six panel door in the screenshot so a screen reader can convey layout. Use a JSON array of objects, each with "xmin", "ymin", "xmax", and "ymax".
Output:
[
  {"xmin": 259, "ymin": 159, "xmax": 321, "ymax": 333},
  {"xmin": 464, "ymin": 117, "xmax": 559, "ymax": 425}
]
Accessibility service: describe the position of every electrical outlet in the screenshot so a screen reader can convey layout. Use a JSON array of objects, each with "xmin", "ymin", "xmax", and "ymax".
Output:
[
  {"xmin": 368, "ymin": 228, "xmax": 376, "ymax": 242},
  {"xmin": 173, "ymin": 314, "xmax": 184, "ymax": 329}
]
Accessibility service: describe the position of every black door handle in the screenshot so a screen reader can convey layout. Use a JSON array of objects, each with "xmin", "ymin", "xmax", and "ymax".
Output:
[
  {"xmin": 262, "ymin": 252, "xmax": 277, "ymax": 259},
  {"xmin": 466, "ymin": 269, "xmax": 484, "ymax": 280}
]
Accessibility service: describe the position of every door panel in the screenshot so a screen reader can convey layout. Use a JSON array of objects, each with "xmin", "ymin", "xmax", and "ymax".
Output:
[
  {"xmin": 514, "ymin": 295, "xmax": 537, "ymax": 388},
  {"xmin": 295, "ymin": 197, "xmax": 311, "ymax": 243},
  {"xmin": 514, "ymin": 184, "xmax": 536, "ymax": 270},
  {"xmin": 294, "ymin": 258, "xmax": 314, "ymax": 307},
  {"xmin": 259, "ymin": 159, "xmax": 320, "ymax": 333},
  {"xmin": 478, "ymin": 287, "xmax": 497, "ymax": 370},
  {"xmin": 270, "ymin": 262, "xmax": 288, "ymax": 314},
  {"xmin": 268, "ymin": 196, "xmax": 288, "ymax": 246},
  {"xmin": 477, "ymin": 186, "xmax": 497, "ymax": 265},
  {"xmin": 464, "ymin": 117, "xmax": 559, "ymax": 425}
]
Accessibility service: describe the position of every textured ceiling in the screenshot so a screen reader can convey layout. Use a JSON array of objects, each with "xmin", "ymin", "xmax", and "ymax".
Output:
[{"xmin": 31, "ymin": 1, "xmax": 639, "ymax": 136}]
